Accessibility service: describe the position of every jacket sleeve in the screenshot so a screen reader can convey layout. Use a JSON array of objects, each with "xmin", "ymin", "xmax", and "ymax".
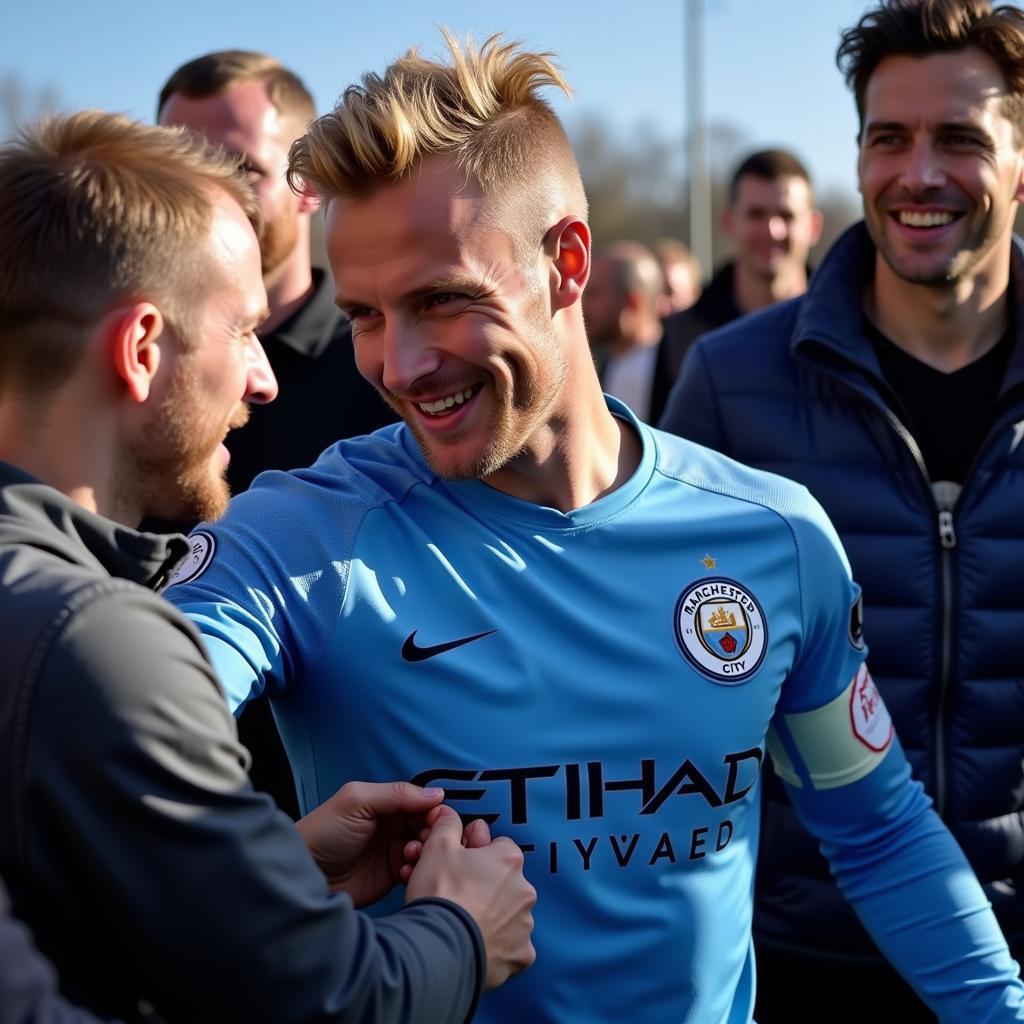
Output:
[
  {"xmin": 22, "ymin": 584, "xmax": 482, "ymax": 1024},
  {"xmin": 656, "ymin": 339, "xmax": 726, "ymax": 448},
  {"xmin": 0, "ymin": 880, "xmax": 113, "ymax": 1024},
  {"xmin": 773, "ymin": 503, "xmax": 1024, "ymax": 1022}
]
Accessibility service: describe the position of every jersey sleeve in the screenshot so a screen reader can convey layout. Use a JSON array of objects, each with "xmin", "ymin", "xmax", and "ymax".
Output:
[
  {"xmin": 164, "ymin": 470, "xmax": 354, "ymax": 713},
  {"xmin": 769, "ymin": 499, "xmax": 1024, "ymax": 1021},
  {"xmin": 25, "ymin": 586, "xmax": 482, "ymax": 1023}
]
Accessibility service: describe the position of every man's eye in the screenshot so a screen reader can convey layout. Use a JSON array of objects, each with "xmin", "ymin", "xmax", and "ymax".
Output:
[
  {"xmin": 345, "ymin": 307, "xmax": 377, "ymax": 321},
  {"xmin": 425, "ymin": 292, "xmax": 464, "ymax": 309}
]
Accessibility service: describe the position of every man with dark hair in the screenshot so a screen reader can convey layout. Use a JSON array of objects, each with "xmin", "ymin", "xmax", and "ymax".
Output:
[
  {"xmin": 168, "ymin": 31, "xmax": 1024, "ymax": 1022},
  {"xmin": 661, "ymin": 1, "xmax": 1024, "ymax": 1020},
  {"xmin": 652, "ymin": 148, "xmax": 823, "ymax": 412},
  {"xmin": 158, "ymin": 51, "xmax": 396, "ymax": 494},
  {"xmin": 159, "ymin": 50, "xmax": 398, "ymax": 817},
  {"xmin": 0, "ymin": 109, "xmax": 535, "ymax": 1023}
]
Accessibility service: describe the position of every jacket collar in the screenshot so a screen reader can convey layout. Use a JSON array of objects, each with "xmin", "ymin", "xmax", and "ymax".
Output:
[
  {"xmin": 691, "ymin": 262, "xmax": 743, "ymax": 328},
  {"xmin": 793, "ymin": 221, "xmax": 1024, "ymax": 392},
  {"xmin": 0, "ymin": 460, "xmax": 190, "ymax": 590},
  {"xmin": 265, "ymin": 268, "xmax": 346, "ymax": 359}
]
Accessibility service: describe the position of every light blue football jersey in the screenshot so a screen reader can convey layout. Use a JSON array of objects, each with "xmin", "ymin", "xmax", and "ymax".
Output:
[{"xmin": 168, "ymin": 399, "xmax": 1023, "ymax": 1023}]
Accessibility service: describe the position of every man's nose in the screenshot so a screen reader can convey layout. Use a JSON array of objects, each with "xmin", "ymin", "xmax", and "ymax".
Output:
[
  {"xmin": 244, "ymin": 335, "xmax": 278, "ymax": 404},
  {"xmin": 899, "ymin": 137, "xmax": 945, "ymax": 192},
  {"xmin": 380, "ymin": 319, "xmax": 442, "ymax": 396}
]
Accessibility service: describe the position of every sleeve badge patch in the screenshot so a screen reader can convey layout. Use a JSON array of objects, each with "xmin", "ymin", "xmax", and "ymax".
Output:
[
  {"xmin": 849, "ymin": 664, "xmax": 893, "ymax": 752},
  {"xmin": 166, "ymin": 531, "xmax": 216, "ymax": 588},
  {"xmin": 674, "ymin": 577, "xmax": 768, "ymax": 684}
]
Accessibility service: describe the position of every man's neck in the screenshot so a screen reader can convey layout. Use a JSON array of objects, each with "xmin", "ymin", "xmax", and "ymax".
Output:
[
  {"xmin": 261, "ymin": 245, "xmax": 316, "ymax": 335},
  {"xmin": 865, "ymin": 255, "xmax": 1012, "ymax": 373},
  {"xmin": 483, "ymin": 355, "xmax": 642, "ymax": 513},
  {"xmin": 733, "ymin": 261, "xmax": 808, "ymax": 315},
  {"xmin": 0, "ymin": 395, "xmax": 131, "ymax": 523}
]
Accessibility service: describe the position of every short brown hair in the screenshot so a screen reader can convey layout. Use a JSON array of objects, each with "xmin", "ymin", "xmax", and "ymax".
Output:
[
  {"xmin": 0, "ymin": 110, "xmax": 260, "ymax": 397},
  {"xmin": 728, "ymin": 149, "xmax": 813, "ymax": 205},
  {"xmin": 158, "ymin": 50, "xmax": 316, "ymax": 132},
  {"xmin": 287, "ymin": 31, "xmax": 587, "ymax": 255},
  {"xmin": 837, "ymin": 0, "xmax": 1024, "ymax": 139}
]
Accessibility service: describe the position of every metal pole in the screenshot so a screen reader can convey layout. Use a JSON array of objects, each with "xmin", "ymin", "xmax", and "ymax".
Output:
[{"xmin": 686, "ymin": 0, "xmax": 713, "ymax": 274}]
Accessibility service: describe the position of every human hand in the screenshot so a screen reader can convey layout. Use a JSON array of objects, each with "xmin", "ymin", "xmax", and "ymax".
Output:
[
  {"xmin": 296, "ymin": 781, "xmax": 444, "ymax": 907},
  {"xmin": 405, "ymin": 806, "xmax": 536, "ymax": 990},
  {"xmin": 398, "ymin": 809, "xmax": 493, "ymax": 881}
]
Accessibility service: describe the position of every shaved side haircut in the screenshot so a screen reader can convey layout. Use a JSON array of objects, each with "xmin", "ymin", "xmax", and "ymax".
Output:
[{"xmin": 287, "ymin": 32, "xmax": 587, "ymax": 259}]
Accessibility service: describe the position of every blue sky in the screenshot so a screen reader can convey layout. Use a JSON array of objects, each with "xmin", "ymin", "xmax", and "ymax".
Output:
[{"xmin": 3, "ymin": 0, "xmax": 872, "ymax": 203}]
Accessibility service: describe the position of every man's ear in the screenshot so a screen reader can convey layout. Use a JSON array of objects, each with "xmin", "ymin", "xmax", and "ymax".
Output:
[
  {"xmin": 105, "ymin": 302, "xmax": 166, "ymax": 404},
  {"xmin": 544, "ymin": 216, "xmax": 591, "ymax": 312},
  {"xmin": 298, "ymin": 189, "xmax": 320, "ymax": 216},
  {"xmin": 809, "ymin": 209, "xmax": 825, "ymax": 248},
  {"xmin": 1015, "ymin": 155, "xmax": 1024, "ymax": 203}
]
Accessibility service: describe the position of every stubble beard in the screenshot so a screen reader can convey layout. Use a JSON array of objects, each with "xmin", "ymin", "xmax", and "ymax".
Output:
[
  {"xmin": 260, "ymin": 206, "xmax": 300, "ymax": 277},
  {"xmin": 872, "ymin": 202, "xmax": 1009, "ymax": 289},
  {"xmin": 390, "ymin": 306, "xmax": 566, "ymax": 483},
  {"xmin": 121, "ymin": 366, "xmax": 249, "ymax": 525}
]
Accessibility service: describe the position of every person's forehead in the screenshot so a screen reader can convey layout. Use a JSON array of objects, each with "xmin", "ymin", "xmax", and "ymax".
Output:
[
  {"xmin": 863, "ymin": 48, "xmax": 1011, "ymax": 126},
  {"xmin": 160, "ymin": 79, "xmax": 290, "ymax": 154},
  {"xmin": 326, "ymin": 158, "xmax": 512, "ymax": 289},
  {"xmin": 734, "ymin": 173, "xmax": 812, "ymax": 210}
]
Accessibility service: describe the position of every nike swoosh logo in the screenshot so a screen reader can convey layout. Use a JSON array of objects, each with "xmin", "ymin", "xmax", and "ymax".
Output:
[{"xmin": 401, "ymin": 628, "xmax": 498, "ymax": 662}]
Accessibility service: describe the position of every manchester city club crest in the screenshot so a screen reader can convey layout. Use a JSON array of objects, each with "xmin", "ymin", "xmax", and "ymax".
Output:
[{"xmin": 674, "ymin": 577, "xmax": 767, "ymax": 684}]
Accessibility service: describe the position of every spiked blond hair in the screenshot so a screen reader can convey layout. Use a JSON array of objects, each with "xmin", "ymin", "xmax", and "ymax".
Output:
[{"xmin": 287, "ymin": 31, "xmax": 587, "ymax": 239}]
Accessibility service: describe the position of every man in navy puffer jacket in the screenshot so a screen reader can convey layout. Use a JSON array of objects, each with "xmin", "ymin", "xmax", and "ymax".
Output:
[{"xmin": 661, "ymin": 1, "xmax": 1024, "ymax": 1020}]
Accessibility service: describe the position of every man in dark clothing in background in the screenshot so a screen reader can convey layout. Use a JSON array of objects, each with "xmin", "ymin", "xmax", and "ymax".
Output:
[
  {"xmin": 661, "ymin": 1, "xmax": 1024, "ymax": 1019},
  {"xmin": 652, "ymin": 148, "xmax": 823, "ymax": 413},
  {"xmin": 158, "ymin": 50, "xmax": 396, "ymax": 489},
  {"xmin": 159, "ymin": 51, "xmax": 397, "ymax": 816}
]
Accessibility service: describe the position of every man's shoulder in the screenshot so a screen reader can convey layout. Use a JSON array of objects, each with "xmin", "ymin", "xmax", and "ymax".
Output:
[
  {"xmin": 0, "ymin": 527, "xmax": 141, "ymax": 626},
  {"xmin": 652, "ymin": 430, "xmax": 850, "ymax": 597},
  {"xmin": 199, "ymin": 425, "xmax": 434, "ymax": 557},
  {"xmin": 650, "ymin": 426, "xmax": 818, "ymax": 529},
  {"xmin": 256, "ymin": 424, "xmax": 429, "ymax": 506},
  {"xmin": 0, "ymin": 529, "xmax": 215, "ymax": 732},
  {"xmin": 693, "ymin": 296, "xmax": 804, "ymax": 365}
]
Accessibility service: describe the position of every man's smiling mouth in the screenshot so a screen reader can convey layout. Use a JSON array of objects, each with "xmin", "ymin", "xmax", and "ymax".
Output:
[{"xmin": 418, "ymin": 384, "xmax": 482, "ymax": 416}]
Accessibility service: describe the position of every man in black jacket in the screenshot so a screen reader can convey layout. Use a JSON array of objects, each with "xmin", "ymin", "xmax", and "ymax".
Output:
[
  {"xmin": 0, "ymin": 110, "xmax": 534, "ymax": 1023},
  {"xmin": 158, "ymin": 50, "xmax": 399, "ymax": 817},
  {"xmin": 661, "ymin": 1, "xmax": 1024, "ymax": 1020},
  {"xmin": 652, "ymin": 148, "xmax": 822, "ymax": 417}
]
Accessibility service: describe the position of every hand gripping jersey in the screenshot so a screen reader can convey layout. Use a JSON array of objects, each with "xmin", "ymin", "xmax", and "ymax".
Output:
[{"xmin": 168, "ymin": 400, "xmax": 1024, "ymax": 1023}]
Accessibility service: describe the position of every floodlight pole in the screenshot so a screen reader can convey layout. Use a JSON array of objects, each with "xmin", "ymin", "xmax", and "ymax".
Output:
[{"xmin": 686, "ymin": 0, "xmax": 713, "ymax": 274}]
